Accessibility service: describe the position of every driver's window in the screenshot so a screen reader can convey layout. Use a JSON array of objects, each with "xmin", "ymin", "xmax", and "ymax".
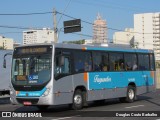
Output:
[
  {"xmin": 55, "ymin": 56, "xmax": 71, "ymax": 75},
  {"xmin": 62, "ymin": 57, "xmax": 70, "ymax": 74}
]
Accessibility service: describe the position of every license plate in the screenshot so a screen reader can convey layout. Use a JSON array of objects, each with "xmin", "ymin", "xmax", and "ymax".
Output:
[{"xmin": 23, "ymin": 101, "xmax": 32, "ymax": 105}]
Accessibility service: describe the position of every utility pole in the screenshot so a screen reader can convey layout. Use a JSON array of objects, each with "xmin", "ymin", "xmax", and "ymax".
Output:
[{"xmin": 53, "ymin": 8, "xmax": 58, "ymax": 43}]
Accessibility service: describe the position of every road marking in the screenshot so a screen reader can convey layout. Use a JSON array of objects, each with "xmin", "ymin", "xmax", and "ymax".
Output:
[
  {"xmin": 51, "ymin": 115, "xmax": 81, "ymax": 120},
  {"xmin": 125, "ymin": 105, "xmax": 144, "ymax": 109}
]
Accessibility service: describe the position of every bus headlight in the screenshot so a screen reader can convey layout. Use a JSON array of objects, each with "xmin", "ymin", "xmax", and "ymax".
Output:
[{"xmin": 42, "ymin": 88, "xmax": 51, "ymax": 97}]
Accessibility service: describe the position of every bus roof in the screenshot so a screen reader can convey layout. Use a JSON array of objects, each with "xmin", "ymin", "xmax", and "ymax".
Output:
[
  {"xmin": 55, "ymin": 43, "xmax": 154, "ymax": 53},
  {"xmin": 16, "ymin": 43, "xmax": 154, "ymax": 54}
]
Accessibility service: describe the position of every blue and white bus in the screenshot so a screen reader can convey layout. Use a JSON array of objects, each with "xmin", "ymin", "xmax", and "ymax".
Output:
[{"xmin": 9, "ymin": 43, "xmax": 155, "ymax": 110}]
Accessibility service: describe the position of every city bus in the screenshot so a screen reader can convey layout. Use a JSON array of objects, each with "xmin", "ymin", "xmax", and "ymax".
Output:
[{"xmin": 8, "ymin": 43, "xmax": 155, "ymax": 110}]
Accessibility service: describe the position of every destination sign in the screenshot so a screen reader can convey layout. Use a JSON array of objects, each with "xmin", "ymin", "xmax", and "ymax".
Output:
[
  {"xmin": 21, "ymin": 47, "xmax": 47, "ymax": 54},
  {"xmin": 14, "ymin": 45, "xmax": 52, "ymax": 54}
]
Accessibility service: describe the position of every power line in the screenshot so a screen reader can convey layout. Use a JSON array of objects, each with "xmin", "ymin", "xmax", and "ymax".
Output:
[
  {"xmin": 0, "ymin": 12, "xmax": 52, "ymax": 16},
  {"xmin": 56, "ymin": 11, "xmax": 154, "ymax": 35},
  {"xmin": 0, "ymin": 32, "xmax": 22, "ymax": 34},
  {"xmin": 59, "ymin": 29, "xmax": 158, "ymax": 46},
  {"xmin": 72, "ymin": 0, "xmax": 144, "ymax": 12},
  {"xmin": 59, "ymin": 29, "xmax": 92, "ymax": 38},
  {"xmin": 57, "ymin": 0, "xmax": 72, "ymax": 25},
  {"xmin": 0, "ymin": 10, "xmax": 156, "ymax": 35},
  {"xmin": 0, "ymin": 25, "xmax": 43, "ymax": 30}
]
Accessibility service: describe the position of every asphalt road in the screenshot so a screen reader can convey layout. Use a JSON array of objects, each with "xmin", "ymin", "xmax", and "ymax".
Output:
[{"xmin": 0, "ymin": 89, "xmax": 160, "ymax": 120}]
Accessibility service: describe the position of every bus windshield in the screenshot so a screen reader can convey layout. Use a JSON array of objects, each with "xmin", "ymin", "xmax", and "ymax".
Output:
[{"xmin": 11, "ymin": 46, "xmax": 52, "ymax": 86}]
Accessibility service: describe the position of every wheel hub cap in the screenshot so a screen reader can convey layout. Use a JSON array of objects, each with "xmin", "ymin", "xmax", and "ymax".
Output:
[
  {"xmin": 74, "ymin": 95, "xmax": 82, "ymax": 105},
  {"xmin": 128, "ymin": 89, "xmax": 134, "ymax": 99}
]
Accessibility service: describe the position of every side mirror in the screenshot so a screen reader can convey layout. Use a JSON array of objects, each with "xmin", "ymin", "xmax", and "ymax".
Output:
[
  {"xmin": 3, "ymin": 59, "xmax": 6, "ymax": 68},
  {"xmin": 3, "ymin": 52, "xmax": 12, "ymax": 68},
  {"xmin": 58, "ymin": 56, "xmax": 65, "ymax": 66}
]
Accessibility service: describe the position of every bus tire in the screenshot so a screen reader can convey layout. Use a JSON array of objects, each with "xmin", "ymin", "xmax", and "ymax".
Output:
[
  {"xmin": 126, "ymin": 85, "xmax": 136, "ymax": 103},
  {"xmin": 72, "ymin": 90, "xmax": 83, "ymax": 110}
]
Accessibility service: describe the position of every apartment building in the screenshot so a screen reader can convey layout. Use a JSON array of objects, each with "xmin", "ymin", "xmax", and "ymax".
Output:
[
  {"xmin": 23, "ymin": 28, "xmax": 54, "ymax": 45},
  {"xmin": 113, "ymin": 28, "xmax": 134, "ymax": 46},
  {"xmin": 134, "ymin": 13, "xmax": 160, "ymax": 60},
  {"xmin": 0, "ymin": 36, "xmax": 14, "ymax": 50}
]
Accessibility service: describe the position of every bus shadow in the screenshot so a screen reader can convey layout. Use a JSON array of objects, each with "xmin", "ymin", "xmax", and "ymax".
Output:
[{"xmin": 136, "ymin": 95, "xmax": 152, "ymax": 101}]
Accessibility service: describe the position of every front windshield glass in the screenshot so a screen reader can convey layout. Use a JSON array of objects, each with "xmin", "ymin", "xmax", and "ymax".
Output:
[{"xmin": 11, "ymin": 47, "xmax": 52, "ymax": 86}]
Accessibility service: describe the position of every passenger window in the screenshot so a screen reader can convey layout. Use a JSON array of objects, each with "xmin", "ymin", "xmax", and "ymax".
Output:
[
  {"xmin": 109, "ymin": 53, "xmax": 124, "ymax": 71},
  {"xmin": 92, "ymin": 52, "xmax": 109, "ymax": 71},
  {"xmin": 150, "ymin": 54, "xmax": 155, "ymax": 70},
  {"xmin": 138, "ymin": 54, "xmax": 149, "ymax": 70},
  {"xmin": 102, "ymin": 53, "xmax": 109, "ymax": 71},
  {"xmin": 144, "ymin": 54, "xmax": 149, "ymax": 70},
  {"xmin": 93, "ymin": 52, "xmax": 102, "ymax": 71},
  {"xmin": 124, "ymin": 53, "xmax": 137, "ymax": 71},
  {"xmin": 74, "ymin": 51, "xmax": 92, "ymax": 72}
]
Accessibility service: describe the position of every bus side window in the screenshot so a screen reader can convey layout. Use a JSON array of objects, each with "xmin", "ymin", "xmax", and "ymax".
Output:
[
  {"xmin": 138, "ymin": 54, "xmax": 149, "ymax": 70},
  {"xmin": 150, "ymin": 54, "xmax": 155, "ymax": 70},
  {"xmin": 109, "ymin": 53, "xmax": 123, "ymax": 71},
  {"xmin": 75, "ymin": 59, "xmax": 84, "ymax": 72},
  {"xmin": 93, "ymin": 51, "xmax": 103, "ymax": 71},
  {"xmin": 74, "ymin": 51, "xmax": 92, "ymax": 72},
  {"xmin": 124, "ymin": 53, "xmax": 137, "ymax": 71}
]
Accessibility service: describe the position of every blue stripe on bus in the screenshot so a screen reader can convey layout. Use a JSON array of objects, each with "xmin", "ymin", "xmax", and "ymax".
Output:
[
  {"xmin": 88, "ymin": 71, "xmax": 154, "ymax": 90},
  {"xmin": 86, "ymin": 47, "xmax": 152, "ymax": 53},
  {"xmin": 16, "ymin": 87, "xmax": 47, "ymax": 97}
]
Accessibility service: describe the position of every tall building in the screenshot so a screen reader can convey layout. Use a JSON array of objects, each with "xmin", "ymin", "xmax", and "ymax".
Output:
[
  {"xmin": 93, "ymin": 13, "xmax": 107, "ymax": 44},
  {"xmin": 113, "ymin": 28, "xmax": 134, "ymax": 45},
  {"xmin": 0, "ymin": 36, "xmax": 14, "ymax": 50},
  {"xmin": 23, "ymin": 28, "xmax": 54, "ymax": 45},
  {"xmin": 134, "ymin": 13, "xmax": 160, "ymax": 60}
]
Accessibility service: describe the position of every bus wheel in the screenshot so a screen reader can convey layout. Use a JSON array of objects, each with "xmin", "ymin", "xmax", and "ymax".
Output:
[
  {"xmin": 72, "ymin": 90, "xmax": 83, "ymax": 110},
  {"xmin": 126, "ymin": 86, "xmax": 136, "ymax": 103}
]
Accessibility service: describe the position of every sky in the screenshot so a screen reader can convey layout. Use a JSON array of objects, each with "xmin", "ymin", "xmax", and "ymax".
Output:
[{"xmin": 0, "ymin": 0, "xmax": 160, "ymax": 44}]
